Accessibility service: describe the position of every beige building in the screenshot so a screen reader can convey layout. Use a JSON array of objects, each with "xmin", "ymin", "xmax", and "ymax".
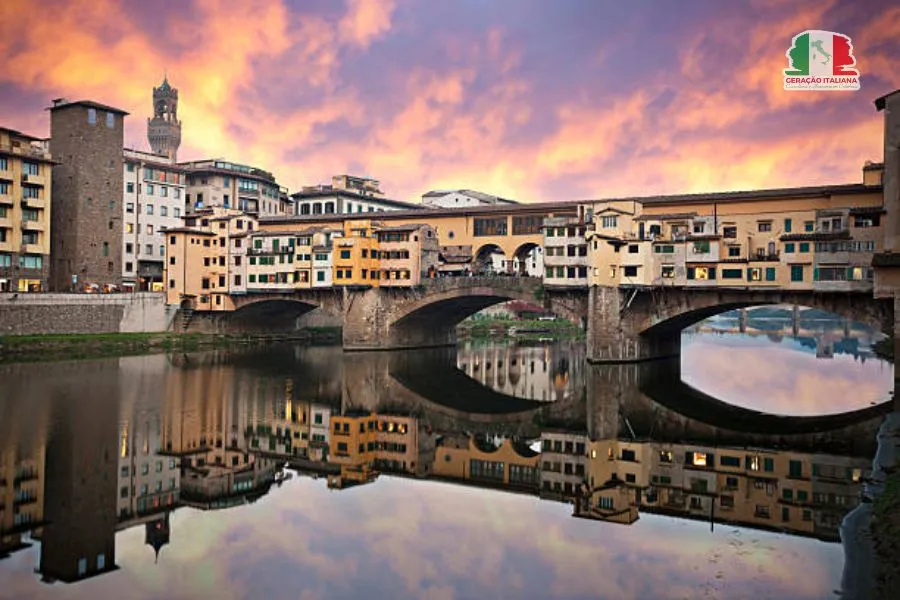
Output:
[
  {"xmin": 180, "ymin": 159, "xmax": 290, "ymax": 217},
  {"xmin": 583, "ymin": 167, "xmax": 883, "ymax": 293},
  {"xmin": 432, "ymin": 435, "xmax": 541, "ymax": 491},
  {"xmin": 542, "ymin": 216, "xmax": 588, "ymax": 287},
  {"xmin": 122, "ymin": 149, "xmax": 186, "ymax": 291},
  {"xmin": 376, "ymin": 223, "xmax": 439, "ymax": 285},
  {"xmin": 0, "ymin": 126, "xmax": 54, "ymax": 292},
  {"xmin": 164, "ymin": 207, "xmax": 257, "ymax": 310}
]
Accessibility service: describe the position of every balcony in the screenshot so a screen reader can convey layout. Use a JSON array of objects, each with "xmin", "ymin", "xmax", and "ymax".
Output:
[
  {"xmin": 0, "ymin": 193, "xmax": 12, "ymax": 206},
  {"xmin": 21, "ymin": 219, "xmax": 44, "ymax": 232},
  {"xmin": 21, "ymin": 173, "xmax": 45, "ymax": 187},
  {"xmin": 22, "ymin": 242, "xmax": 43, "ymax": 254},
  {"xmin": 22, "ymin": 196, "xmax": 44, "ymax": 208}
]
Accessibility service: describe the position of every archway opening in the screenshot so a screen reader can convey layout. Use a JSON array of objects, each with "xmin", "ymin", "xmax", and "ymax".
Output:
[
  {"xmin": 227, "ymin": 299, "xmax": 321, "ymax": 334},
  {"xmin": 473, "ymin": 243, "xmax": 507, "ymax": 275},
  {"xmin": 678, "ymin": 304, "xmax": 892, "ymax": 417},
  {"xmin": 512, "ymin": 242, "xmax": 542, "ymax": 277}
]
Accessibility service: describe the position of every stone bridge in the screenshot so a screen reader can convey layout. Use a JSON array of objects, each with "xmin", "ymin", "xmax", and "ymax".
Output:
[
  {"xmin": 587, "ymin": 286, "xmax": 894, "ymax": 363},
  {"xmin": 185, "ymin": 278, "xmax": 895, "ymax": 363}
]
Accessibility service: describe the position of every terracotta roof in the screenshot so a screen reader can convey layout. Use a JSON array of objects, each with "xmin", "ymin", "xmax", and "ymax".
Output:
[
  {"xmin": 848, "ymin": 206, "xmax": 886, "ymax": 215},
  {"xmin": 633, "ymin": 212, "xmax": 697, "ymax": 221},
  {"xmin": 161, "ymin": 227, "xmax": 215, "ymax": 235},
  {"xmin": 47, "ymin": 99, "xmax": 129, "ymax": 115}
]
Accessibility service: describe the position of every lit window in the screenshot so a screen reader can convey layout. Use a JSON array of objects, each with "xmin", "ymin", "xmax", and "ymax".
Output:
[{"xmin": 691, "ymin": 452, "xmax": 708, "ymax": 466}]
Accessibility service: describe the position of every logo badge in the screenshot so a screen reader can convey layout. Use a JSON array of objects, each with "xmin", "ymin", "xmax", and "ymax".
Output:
[{"xmin": 783, "ymin": 30, "xmax": 860, "ymax": 91}]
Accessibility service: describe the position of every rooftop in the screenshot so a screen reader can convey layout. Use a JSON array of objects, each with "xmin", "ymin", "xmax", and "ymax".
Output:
[
  {"xmin": 47, "ymin": 99, "xmax": 129, "ymax": 116},
  {"xmin": 422, "ymin": 189, "xmax": 519, "ymax": 204},
  {"xmin": 291, "ymin": 187, "xmax": 426, "ymax": 210}
]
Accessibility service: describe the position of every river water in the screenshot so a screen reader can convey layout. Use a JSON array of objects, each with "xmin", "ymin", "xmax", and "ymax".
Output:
[{"xmin": 0, "ymin": 311, "xmax": 895, "ymax": 599}]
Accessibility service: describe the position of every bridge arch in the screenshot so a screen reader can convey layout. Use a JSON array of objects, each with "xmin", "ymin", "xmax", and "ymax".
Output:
[
  {"xmin": 630, "ymin": 289, "xmax": 892, "ymax": 337},
  {"xmin": 225, "ymin": 297, "xmax": 325, "ymax": 333},
  {"xmin": 512, "ymin": 241, "xmax": 542, "ymax": 276},
  {"xmin": 374, "ymin": 277, "xmax": 584, "ymax": 350}
]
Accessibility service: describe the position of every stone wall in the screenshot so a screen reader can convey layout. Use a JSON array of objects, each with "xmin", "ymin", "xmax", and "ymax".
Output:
[{"xmin": 0, "ymin": 292, "xmax": 170, "ymax": 336}]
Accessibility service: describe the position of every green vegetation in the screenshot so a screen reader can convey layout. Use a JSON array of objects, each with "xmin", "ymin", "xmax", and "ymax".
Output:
[
  {"xmin": 873, "ymin": 472, "xmax": 900, "ymax": 596},
  {"xmin": 457, "ymin": 315, "xmax": 583, "ymax": 340},
  {"xmin": 0, "ymin": 328, "xmax": 342, "ymax": 364}
]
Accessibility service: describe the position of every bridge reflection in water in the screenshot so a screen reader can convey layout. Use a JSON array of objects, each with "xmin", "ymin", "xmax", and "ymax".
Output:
[{"xmin": 0, "ymin": 342, "xmax": 894, "ymax": 589}]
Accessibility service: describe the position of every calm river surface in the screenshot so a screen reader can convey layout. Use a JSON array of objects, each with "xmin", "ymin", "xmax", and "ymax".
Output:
[{"xmin": 0, "ymin": 310, "xmax": 894, "ymax": 599}]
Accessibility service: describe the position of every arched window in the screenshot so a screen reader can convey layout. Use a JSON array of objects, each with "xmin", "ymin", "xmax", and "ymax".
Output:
[
  {"xmin": 300, "ymin": 204, "xmax": 310, "ymax": 215},
  {"xmin": 312, "ymin": 203, "xmax": 322, "ymax": 214},
  {"xmin": 324, "ymin": 202, "xmax": 335, "ymax": 214}
]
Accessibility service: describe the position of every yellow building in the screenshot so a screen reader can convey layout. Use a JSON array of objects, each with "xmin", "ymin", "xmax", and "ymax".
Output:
[
  {"xmin": 164, "ymin": 207, "xmax": 257, "ymax": 310},
  {"xmin": 329, "ymin": 412, "xmax": 419, "ymax": 480},
  {"xmin": 432, "ymin": 435, "xmax": 541, "ymax": 490},
  {"xmin": 0, "ymin": 126, "xmax": 54, "ymax": 292},
  {"xmin": 333, "ymin": 220, "xmax": 381, "ymax": 287}
]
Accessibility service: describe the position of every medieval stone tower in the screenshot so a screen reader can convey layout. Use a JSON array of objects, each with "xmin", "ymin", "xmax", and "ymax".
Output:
[{"xmin": 147, "ymin": 77, "xmax": 181, "ymax": 161}]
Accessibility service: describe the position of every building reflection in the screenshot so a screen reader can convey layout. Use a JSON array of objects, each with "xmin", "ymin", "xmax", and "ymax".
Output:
[{"xmin": 0, "ymin": 341, "xmax": 886, "ymax": 589}]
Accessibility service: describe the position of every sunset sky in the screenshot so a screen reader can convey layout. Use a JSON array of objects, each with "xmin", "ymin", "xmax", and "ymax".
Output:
[{"xmin": 1, "ymin": 0, "xmax": 898, "ymax": 203}]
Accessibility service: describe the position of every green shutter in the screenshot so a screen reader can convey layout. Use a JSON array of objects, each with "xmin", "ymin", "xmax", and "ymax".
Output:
[
  {"xmin": 813, "ymin": 267, "xmax": 819, "ymax": 281},
  {"xmin": 687, "ymin": 267, "xmax": 695, "ymax": 280},
  {"xmin": 747, "ymin": 268, "xmax": 753, "ymax": 280},
  {"xmin": 784, "ymin": 218, "xmax": 792, "ymax": 233},
  {"xmin": 766, "ymin": 267, "xmax": 776, "ymax": 281}
]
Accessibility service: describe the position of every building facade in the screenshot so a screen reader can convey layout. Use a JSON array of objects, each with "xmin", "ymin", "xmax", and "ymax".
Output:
[
  {"xmin": 49, "ymin": 99, "xmax": 128, "ymax": 292},
  {"xmin": 180, "ymin": 159, "xmax": 290, "ymax": 217},
  {"xmin": 293, "ymin": 175, "xmax": 424, "ymax": 216},
  {"xmin": 122, "ymin": 149, "xmax": 186, "ymax": 291},
  {"xmin": 0, "ymin": 127, "xmax": 54, "ymax": 292}
]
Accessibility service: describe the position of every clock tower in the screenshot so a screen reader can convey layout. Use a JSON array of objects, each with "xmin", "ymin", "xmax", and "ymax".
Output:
[{"xmin": 147, "ymin": 77, "xmax": 181, "ymax": 161}]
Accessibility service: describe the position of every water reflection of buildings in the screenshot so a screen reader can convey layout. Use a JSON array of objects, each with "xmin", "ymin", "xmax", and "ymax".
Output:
[
  {"xmin": 456, "ymin": 341, "xmax": 586, "ymax": 402},
  {"xmin": 685, "ymin": 307, "xmax": 885, "ymax": 362},
  {"xmin": 0, "ymin": 342, "xmax": 887, "ymax": 591}
]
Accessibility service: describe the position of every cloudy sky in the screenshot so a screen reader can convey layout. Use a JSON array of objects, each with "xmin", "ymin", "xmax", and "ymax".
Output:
[{"xmin": 1, "ymin": 0, "xmax": 897, "ymax": 202}]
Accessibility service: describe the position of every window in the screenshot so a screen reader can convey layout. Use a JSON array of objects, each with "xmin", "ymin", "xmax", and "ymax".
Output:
[
  {"xmin": 720, "ymin": 455, "xmax": 741, "ymax": 467},
  {"xmin": 340, "ymin": 250, "xmax": 351, "ymax": 259},
  {"xmin": 147, "ymin": 225, "xmax": 153, "ymax": 234},
  {"xmin": 126, "ymin": 182, "xmax": 134, "ymax": 194},
  {"xmin": 147, "ymin": 184, "xmax": 155, "ymax": 196},
  {"xmin": 728, "ymin": 246, "xmax": 741, "ymax": 257},
  {"xmin": 160, "ymin": 186, "xmax": 168, "ymax": 197},
  {"xmin": 474, "ymin": 217, "xmax": 508, "ymax": 236},
  {"xmin": 601, "ymin": 216, "xmax": 618, "ymax": 228},
  {"xmin": 784, "ymin": 242, "xmax": 795, "ymax": 253},
  {"xmin": 723, "ymin": 226, "xmax": 737, "ymax": 238},
  {"xmin": 654, "ymin": 245, "xmax": 674, "ymax": 254},
  {"xmin": 160, "ymin": 206, "xmax": 168, "ymax": 217},
  {"xmin": 722, "ymin": 268, "xmax": 743, "ymax": 279},
  {"xmin": 88, "ymin": 108, "xmax": 97, "ymax": 124},
  {"xmin": 22, "ymin": 161, "xmax": 39, "ymax": 176},
  {"xmin": 317, "ymin": 271, "xmax": 325, "ymax": 282},
  {"xmin": 146, "ymin": 204, "xmax": 154, "ymax": 215},
  {"xmin": 105, "ymin": 111, "xmax": 115, "ymax": 128},
  {"xmin": 789, "ymin": 460, "xmax": 803, "ymax": 478},
  {"xmin": 623, "ymin": 266, "xmax": 638, "ymax": 277},
  {"xmin": 102, "ymin": 242, "xmax": 109, "ymax": 256},
  {"xmin": 765, "ymin": 267, "xmax": 776, "ymax": 281},
  {"xmin": 661, "ymin": 265, "xmax": 675, "ymax": 278},
  {"xmin": 804, "ymin": 221, "xmax": 814, "ymax": 232},
  {"xmin": 748, "ymin": 267, "xmax": 762, "ymax": 281},
  {"xmin": 628, "ymin": 244, "xmax": 638, "ymax": 254},
  {"xmin": 145, "ymin": 244, "xmax": 153, "ymax": 256},
  {"xmin": 784, "ymin": 218, "xmax": 792, "ymax": 232},
  {"xmin": 692, "ymin": 240, "xmax": 710, "ymax": 254},
  {"xmin": 173, "ymin": 208, "xmax": 181, "ymax": 218},
  {"xmin": 790, "ymin": 265, "xmax": 804, "ymax": 282},
  {"xmin": 799, "ymin": 242, "xmax": 809, "ymax": 252},
  {"xmin": 758, "ymin": 222, "xmax": 772, "ymax": 232}
]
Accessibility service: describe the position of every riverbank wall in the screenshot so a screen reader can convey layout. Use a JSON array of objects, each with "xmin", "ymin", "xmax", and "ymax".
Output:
[{"xmin": 0, "ymin": 293, "xmax": 173, "ymax": 335}]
